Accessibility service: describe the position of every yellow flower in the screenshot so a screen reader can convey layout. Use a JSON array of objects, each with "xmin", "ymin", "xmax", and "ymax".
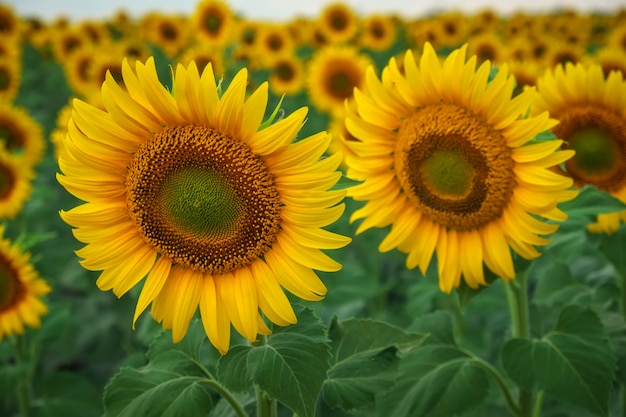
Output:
[
  {"xmin": 0, "ymin": 148, "xmax": 34, "ymax": 219},
  {"xmin": 58, "ymin": 58, "xmax": 350, "ymax": 354},
  {"xmin": 315, "ymin": 2, "xmax": 359, "ymax": 45},
  {"xmin": 0, "ymin": 102, "xmax": 45, "ymax": 166},
  {"xmin": 344, "ymin": 43, "xmax": 576, "ymax": 293},
  {"xmin": 533, "ymin": 62, "xmax": 626, "ymax": 234},
  {"xmin": 192, "ymin": 0, "xmax": 235, "ymax": 48},
  {"xmin": 0, "ymin": 227, "xmax": 50, "ymax": 341},
  {"xmin": 306, "ymin": 45, "xmax": 372, "ymax": 116}
]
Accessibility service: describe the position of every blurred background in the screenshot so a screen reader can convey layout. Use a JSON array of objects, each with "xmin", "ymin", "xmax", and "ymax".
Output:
[{"xmin": 5, "ymin": 0, "xmax": 626, "ymax": 21}]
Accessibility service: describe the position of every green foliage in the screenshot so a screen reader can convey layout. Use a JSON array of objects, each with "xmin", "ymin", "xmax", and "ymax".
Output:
[
  {"xmin": 502, "ymin": 305, "xmax": 616, "ymax": 416},
  {"xmin": 103, "ymin": 319, "xmax": 215, "ymax": 417},
  {"xmin": 217, "ymin": 306, "xmax": 331, "ymax": 417},
  {"xmin": 376, "ymin": 312, "xmax": 491, "ymax": 417},
  {"xmin": 323, "ymin": 318, "xmax": 425, "ymax": 411}
]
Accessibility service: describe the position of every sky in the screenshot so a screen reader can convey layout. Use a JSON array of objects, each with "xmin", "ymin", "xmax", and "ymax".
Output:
[{"xmin": 4, "ymin": 0, "xmax": 626, "ymax": 22}]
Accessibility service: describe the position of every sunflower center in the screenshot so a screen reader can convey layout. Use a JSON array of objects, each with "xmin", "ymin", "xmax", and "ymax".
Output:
[
  {"xmin": 554, "ymin": 104, "xmax": 626, "ymax": 192},
  {"xmin": 0, "ymin": 161, "xmax": 15, "ymax": 198},
  {"xmin": 126, "ymin": 125, "xmax": 282, "ymax": 275},
  {"xmin": 0, "ymin": 68, "xmax": 9, "ymax": 91},
  {"xmin": 395, "ymin": 104, "xmax": 515, "ymax": 231},
  {"xmin": 326, "ymin": 66, "xmax": 357, "ymax": 100},
  {"xmin": 204, "ymin": 13, "xmax": 221, "ymax": 33},
  {"xmin": 421, "ymin": 148, "xmax": 475, "ymax": 198},
  {"xmin": 0, "ymin": 257, "xmax": 22, "ymax": 312},
  {"xmin": 158, "ymin": 166, "xmax": 244, "ymax": 238}
]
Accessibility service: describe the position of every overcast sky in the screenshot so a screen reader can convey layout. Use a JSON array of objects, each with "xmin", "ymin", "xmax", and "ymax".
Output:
[{"xmin": 5, "ymin": 0, "xmax": 626, "ymax": 22}]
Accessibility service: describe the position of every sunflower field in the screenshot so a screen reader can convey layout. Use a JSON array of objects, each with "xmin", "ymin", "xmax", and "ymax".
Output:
[{"xmin": 2, "ymin": 0, "xmax": 626, "ymax": 416}]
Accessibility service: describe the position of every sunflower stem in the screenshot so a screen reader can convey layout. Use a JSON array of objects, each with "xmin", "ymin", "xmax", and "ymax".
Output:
[
  {"xmin": 13, "ymin": 333, "xmax": 32, "ymax": 417},
  {"xmin": 619, "ymin": 268, "xmax": 626, "ymax": 417},
  {"xmin": 505, "ymin": 273, "xmax": 533, "ymax": 417},
  {"xmin": 202, "ymin": 379, "xmax": 249, "ymax": 417},
  {"xmin": 255, "ymin": 335, "xmax": 276, "ymax": 417}
]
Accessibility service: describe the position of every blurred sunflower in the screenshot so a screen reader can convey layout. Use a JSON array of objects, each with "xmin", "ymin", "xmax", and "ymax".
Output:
[
  {"xmin": 306, "ymin": 45, "xmax": 372, "ymax": 115},
  {"xmin": 467, "ymin": 32, "xmax": 507, "ymax": 65},
  {"xmin": 255, "ymin": 24, "xmax": 295, "ymax": 66},
  {"xmin": 433, "ymin": 12, "xmax": 469, "ymax": 48},
  {"xmin": 58, "ymin": 58, "xmax": 350, "ymax": 354},
  {"xmin": 0, "ymin": 5, "xmax": 21, "ymax": 41},
  {"xmin": 533, "ymin": 62, "xmax": 626, "ymax": 234},
  {"xmin": 0, "ymin": 58, "xmax": 20, "ymax": 102},
  {"xmin": 0, "ymin": 149, "xmax": 34, "ymax": 219},
  {"xmin": 269, "ymin": 55, "xmax": 304, "ymax": 96},
  {"xmin": 315, "ymin": 2, "xmax": 359, "ymax": 45},
  {"xmin": 142, "ymin": 14, "xmax": 189, "ymax": 58},
  {"xmin": 359, "ymin": 14, "xmax": 397, "ymax": 52},
  {"xmin": 193, "ymin": 0, "xmax": 235, "ymax": 48},
  {"xmin": 178, "ymin": 45, "xmax": 225, "ymax": 78},
  {"xmin": 62, "ymin": 44, "xmax": 97, "ymax": 97},
  {"xmin": 590, "ymin": 45, "xmax": 626, "ymax": 78},
  {"xmin": 343, "ymin": 43, "xmax": 576, "ymax": 292},
  {"xmin": 542, "ymin": 40, "xmax": 584, "ymax": 69},
  {"xmin": 51, "ymin": 26, "xmax": 86, "ymax": 61},
  {"xmin": 0, "ymin": 103, "xmax": 45, "ymax": 166},
  {"xmin": 0, "ymin": 227, "xmax": 50, "ymax": 341}
]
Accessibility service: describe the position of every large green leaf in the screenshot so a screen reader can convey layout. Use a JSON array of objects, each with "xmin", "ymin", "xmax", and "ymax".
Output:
[
  {"xmin": 377, "ymin": 312, "xmax": 490, "ymax": 417},
  {"xmin": 502, "ymin": 305, "xmax": 616, "ymax": 416},
  {"xmin": 322, "ymin": 318, "xmax": 425, "ymax": 411},
  {"xmin": 103, "ymin": 319, "xmax": 214, "ymax": 417},
  {"xmin": 217, "ymin": 306, "xmax": 331, "ymax": 417},
  {"xmin": 32, "ymin": 372, "xmax": 104, "ymax": 417}
]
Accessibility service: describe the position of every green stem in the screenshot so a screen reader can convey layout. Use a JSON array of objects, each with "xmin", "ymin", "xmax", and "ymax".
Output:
[
  {"xmin": 532, "ymin": 391, "xmax": 544, "ymax": 417},
  {"xmin": 620, "ymin": 270, "xmax": 626, "ymax": 417},
  {"xmin": 13, "ymin": 334, "xmax": 32, "ymax": 417},
  {"xmin": 505, "ymin": 273, "xmax": 533, "ymax": 417},
  {"xmin": 254, "ymin": 335, "xmax": 276, "ymax": 417},
  {"xmin": 473, "ymin": 357, "xmax": 520, "ymax": 416},
  {"xmin": 202, "ymin": 380, "xmax": 249, "ymax": 417}
]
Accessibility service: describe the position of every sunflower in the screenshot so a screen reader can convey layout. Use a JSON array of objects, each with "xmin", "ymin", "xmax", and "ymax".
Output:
[
  {"xmin": 532, "ymin": 62, "xmax": 626, "ymax": 234},
  {"xmin": 255, "ymin": 24, "xmax": 295, "ymax": 66},
  {"xmin": 433, "ymin": 12, "xmax": 469, "ymax": 48},
  {"xmin": 315, "ymin": 2, "xmax": 359, "ymax": 45},
  {"xmin": 0, "ymin": 5, "xmax": 20, "ymax": 41},
  {"xmin": 62, "ymin": 44, "xmax": 97, "ymax": 97},
  {"xmin": 268, "ymin": 55, "xmax": 304, "ymax": 96},
  {"xmin": 178, "ymin": 44, "xmax": 225, "ymax": 79},
  {"xmin": 542, "ymin": 40, "xmax": 585, "ymax": 70},
  {"xmin": 142, "ymin": 14, "xmax": 189, "ymax": 58},
  {"xmin": 467, "ymin": 32, "xmax": 507, "ymax": 65},
  {"xmin": 359, "ymin": 14, "xmax": 397, "ymax": 52},
  {"xmin": 0, "ymin": 58, "xmax": 20, "ymax": 102},
  {"xmin": 0, "ymin": 149, "xmax": 35, "ymax": 219},
  {"xmin": 343, "ymin": 43, "xmax": 576, "ymax": 292},
  {"xmin": 192, "ymin": 0, "xmax": 235, "ymax": 48},
  {"xmin": 0, "ymin": 102, "xmax": 45, "ymax": 166},
  {"xmin": 306, "ymin": 45, "xmax": 372, "ymax": 115},
  {"xmin": 590, "ymin": 45, "xmax": 626, "ymax": 78},
  {"xmin": 0, "ymin": 227, "xmax": 50, "ymax": 341},
  {"xmin": 57, "ymin": 58, "xmax": 350, "ymax": 354}
]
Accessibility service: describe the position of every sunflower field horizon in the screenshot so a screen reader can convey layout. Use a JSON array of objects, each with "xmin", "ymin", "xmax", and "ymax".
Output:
[{"xmin": 2, "ymin": 1, "xmax": 626, "ymax": 417}]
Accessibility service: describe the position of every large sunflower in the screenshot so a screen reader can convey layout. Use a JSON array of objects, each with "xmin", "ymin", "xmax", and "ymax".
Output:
[
  {"xmin": 532, "ymin": 62, "xmax": 626, "ymax": 234},
  {"xmin": 0, "ymin": 226, "xmax": 50, "ymax": 341},
  {"xmin": 58, "ymin": 58, "xmax": 350, "ymax": 353},
  {"xmin": 343, "ymin": 43, "xmax": 576, "ymax": 292}
]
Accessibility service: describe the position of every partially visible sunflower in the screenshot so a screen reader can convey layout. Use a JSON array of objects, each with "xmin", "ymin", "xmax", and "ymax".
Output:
[
  {"xmin": 0, "ymin": 103, "xmax": 45, "ymax": 166},
  {"xmin": 343, "ymin": 43, "xmax": 576, "ymax": 292},
  {"xmin": 255, "ymin": 24, "xmax": 295, "ymax": 66},
  {"xmin": 359, "ymin": 14, "xmax": 397, "ymax": 52},
  {"xmin": 178, "ymin": 44, "xmax": 225, "ymax": 78},
  {"xmin": 0, "ymin": 58, "xmax": 20, "ymax": 102},
  {"xmin": 0, "ymin": 149, "xmax": 34, "ymax": 219},
  {"xmin": 0, "ymin": 5, "xmax": 20, "ymax": 41},
  {"xmin": 315, "ymin": 2, "xmax": 359, "ymax": 45},
  {"xmin": 306, "ymin": 45, "xmax": 372, "ymax": 115},
  {"xmin": 142, "ymin": 14, "xmax": 189, "ymax": 58},
  {"xmin": 62, "ymin": 44, "xmax": 97, "ymax": 97},
  {"xmin": 433, "ymin": 12, "xmax": 469, "ymax": 48},
  {"xmin": 541, "ymin": 40, "xmax": 585, "ymax": 70},
  {"xmin": 0, "ymin": 226, "xmax": 50, "ymax": 341},
  {"xmin": 532, "ymin": 62, "xmax": 626, "ymax": 234},
  {"xmin": 58, "ymin": 58, "xmax": 350, "ymax": 354},
  {"xmin": 269, "ymin": 55, "xmax": 305, "ymax": 96},
  {"xmin": 589, "ymin": 45, "xmax": 626, "ymax": 78},
  {"xmin": 192, "ymin": 0, "xmax": 235, "ymax": 48},
  {"xmin": 467, "ymin": 32, "xmax": 507, "ymax": 65}
]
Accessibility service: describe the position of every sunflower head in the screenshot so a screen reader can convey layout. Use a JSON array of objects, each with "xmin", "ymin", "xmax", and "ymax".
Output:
[
  {"xmin": 0, "ymin": 226, "xmax": 50, "ymax": 341},
  {"xmin": 533, "ymin": 61, "xmax": 626, "ymax": 234},
  {"xmin": 344, "ymin": 42, "xmax": 576, "ymax": 292},
  {"xmin": 58, "ymin": 57, "xmax": 350, "ymax": 353},
  {"xmin": 193, "ymin": 0, "xmax": 234, "ymax": 47}
]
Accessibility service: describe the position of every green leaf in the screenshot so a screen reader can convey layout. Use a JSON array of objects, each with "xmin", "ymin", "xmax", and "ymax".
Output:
[
  {"xmin": 217, "ymin": 306, "xmax": 331, "ymax": 417},
  {"xmin": 377, "ymin": 345, "xmax": 489, "ymax": 417},
  {"xmin": 533, "ymin": 261, "xmax": 592, "ymax": 306},
  {"xmin": 103, "ymin": 319, "xmax": 214, "ymax": 417},
  {"xmin": 376, "ymin": 313, "xmax": 489, "ymax": 417},
  {"xmin": 559, "ymin": 185, "xmax": 626, "ymax": 220},
  {"xmin": 331, "ymin": 175, "xmax": 363, "ymax": 191},
  {"xmin": 322, "ymin": 318, "xmax": 425, "ymax": 411},
  {"xmin": 502, "ymin": 305, "xmax": 616, "ymax": 416}
]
